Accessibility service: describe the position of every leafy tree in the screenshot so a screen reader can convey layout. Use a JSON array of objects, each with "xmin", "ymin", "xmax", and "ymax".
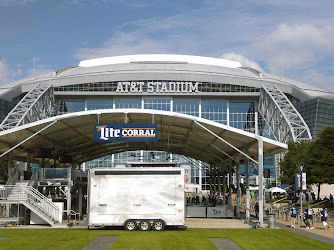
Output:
[
  {"xmin": 308, "ymin": 126, "xmax": 334, "ymax": 199},
  {"xmin": 279, "ymin": 140, "xmax": 312, "ymax": 184},
  {"xmin": 280, "ymin": 126, "xmax": 334, "ymax": 200}
]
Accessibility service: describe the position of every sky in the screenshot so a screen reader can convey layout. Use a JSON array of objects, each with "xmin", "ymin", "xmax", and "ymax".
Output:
[{"xmin": 0, "ymin": 0, "xmax": 334, "ymax": 93}]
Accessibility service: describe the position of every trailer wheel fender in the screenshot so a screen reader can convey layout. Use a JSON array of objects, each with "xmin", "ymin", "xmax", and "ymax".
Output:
[
  {"xmin": 124, "ymin": 220, "xmax": 137, "ymax": 231},
  {"xmin": 152, "ymin": 220, "xmax": 165, "ymax": 231},
  {"xmin": 139, "ymin": 220, "xmax": 151, "ymax": 231}
]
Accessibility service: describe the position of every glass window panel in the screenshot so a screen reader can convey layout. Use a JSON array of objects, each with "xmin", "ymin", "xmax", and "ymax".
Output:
[
  {"xmin": 173, "ymin": 99, "xmax": 199, "ymax": 117},
  {"xmin": 115, "ymin": 98, "xmax": 141, "ymax": 109},
  {"xmin": 58, "ymin": 101, "xmax": 85, "ymax": 114},
  {"xmin": 229, "ymin": 102, "xmax": 255, "ymax": 133},
  {"xmin": 201, "ymin": 100, "xmax": 227, "ymax": 124},
  {"xmin": 87, "ymin": 99, "xmax": 113, "ymax": 110},
  {"xmin": 143, "ymin": 98, "xmax": 171, "ymax": 111}
]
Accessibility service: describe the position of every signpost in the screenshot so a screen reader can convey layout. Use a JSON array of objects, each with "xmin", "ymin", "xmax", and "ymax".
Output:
[{"xmin": 296, "ymin": 166, "xmax": 306, "ymax": 216}]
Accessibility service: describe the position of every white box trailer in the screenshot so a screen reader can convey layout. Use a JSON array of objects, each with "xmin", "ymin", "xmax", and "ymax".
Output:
[{"xmin": 88, "ymin": 167, "xmax": 185, "ymax": 231}]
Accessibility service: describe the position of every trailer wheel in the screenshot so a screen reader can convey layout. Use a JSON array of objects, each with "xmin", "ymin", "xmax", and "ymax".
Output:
[
  {"xmin": 124, "ymin": 220, "xmax": 137, "ymax": 231},
  {"xmin": 139, "ymin": 220, "xmax": 151, "ymax": 231},
  {"xmin": 152, "ymin": 220, "xmax": 165, "ymax": 231}
]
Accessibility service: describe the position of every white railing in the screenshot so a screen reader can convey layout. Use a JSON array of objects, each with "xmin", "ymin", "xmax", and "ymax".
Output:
[
  {"xmin": 63, "ymin": 210, "xmax": 80, "ymax": 222},
  {"xmin": 28, "ymin": 170, "xmax": 39, "ymax": 187},
  {"xmin": 0, "ymin": 185, "xmax": 60, "ymax": 225},
  {"xmin": 6, "ymin": 168, "xmax": 18, "ymax": 185}
]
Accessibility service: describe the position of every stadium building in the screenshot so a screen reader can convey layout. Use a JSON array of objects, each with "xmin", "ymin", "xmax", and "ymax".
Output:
[{"xmin": 0, "ymin": 54, "xmax": 333, "ymax": 227}]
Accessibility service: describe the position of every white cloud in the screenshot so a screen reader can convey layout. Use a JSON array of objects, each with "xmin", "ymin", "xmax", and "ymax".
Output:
[
  {"xmin": 221, "ymin": 53, "xmax": 264, "ymax": 71},
  {"xmin": 0, "ymin": 60, "xmax": 22, "ymax": 85},
  {"xmin": 75, "ymin": 32, "xmax": 171, "ymax": 60},
  {"xmin": 255, "ymin": 24, "xmax": 334, "ymax": 74},
  {"xmin": 299, "ymin": 70, "xmax": 334, "ymax": 93},
  {"xmin": 0, "ymin": 0, "xmax": 34, "ymax": 6},
  {"xmin": 72, "ymin": 5, "xmax": 334, "ymax": 92}
]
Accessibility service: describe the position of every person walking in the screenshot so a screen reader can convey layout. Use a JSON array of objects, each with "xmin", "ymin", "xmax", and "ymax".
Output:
[
  {"xmin": 321, "ymin": 207, "xmax": 329, "ymax": 230},
  {"xmin": 290, "ymin": 203, "xmax": 297, "ymax": 228},
  {"xmin": 304, "ymin": 204, "xmax": 315, "ymax": 229},
  {"xmin": 254, "ymin": 202, "xmax": 259, "ymax": 218}
]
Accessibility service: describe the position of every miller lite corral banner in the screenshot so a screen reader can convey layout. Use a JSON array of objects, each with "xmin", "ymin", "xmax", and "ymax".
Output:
[{"xmin": 94, "ymin": 123, "xmax": 158, "ymax": 142}]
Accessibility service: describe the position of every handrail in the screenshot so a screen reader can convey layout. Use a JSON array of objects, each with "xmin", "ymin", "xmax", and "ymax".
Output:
[
  {"xmin": 0, "ymin": 185, "xmax": 60, "ymax": 224},
  {"xmin": 28, "ymin": 170, "xmax": 39, "ymax": 187},
  {"xmin": 310, "ymin": 199, "xmax": 329, "ymax": 208},
  {"xmin": 6, "ymin": 168, "xmax": 18, "ymax": 185},
  {"xmin": 272, "ymin": 197, "xmax": 288, "ymax": 203},
  {"xmin": 63, "ymin": 209, "xmax": 80, "ymax": 222}
]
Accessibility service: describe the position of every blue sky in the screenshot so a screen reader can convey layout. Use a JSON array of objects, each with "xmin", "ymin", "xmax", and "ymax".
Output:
[{"xmin": 1, "ymin": 0, "xmax": 334, "ymax": 92}]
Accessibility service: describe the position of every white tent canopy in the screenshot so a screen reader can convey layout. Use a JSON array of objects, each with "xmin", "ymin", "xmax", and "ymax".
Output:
[
  {"xmin": 0, "ymin": 109, "xmax": 287, "ymax": 165},
  {"xmin": 266, "ymin": 187, "xmax": 287, "ymax": 193}
]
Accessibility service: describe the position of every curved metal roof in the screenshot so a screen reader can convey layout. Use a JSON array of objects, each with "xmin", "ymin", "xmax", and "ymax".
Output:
[
  {"xmin": 0, "ymin": 54, "xmax": 332, "ymax": 101},
  {"xmin": 78, "ymin": 54, "xmax": 242, "ymax": 68},
  {"xmin": 0, "ymin": 109, "xmax": 287, "ymax": 166}
]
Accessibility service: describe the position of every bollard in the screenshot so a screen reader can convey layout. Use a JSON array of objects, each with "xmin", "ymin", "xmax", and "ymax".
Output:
[{"xmin": 268, "ymin": 214, "xmax": 276, "ymax": 228}]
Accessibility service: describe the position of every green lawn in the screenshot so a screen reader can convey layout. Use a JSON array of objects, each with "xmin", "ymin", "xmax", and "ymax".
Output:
[{"xmin": 0, "ymin": 228, "xmax": 332, "ymax": 250}]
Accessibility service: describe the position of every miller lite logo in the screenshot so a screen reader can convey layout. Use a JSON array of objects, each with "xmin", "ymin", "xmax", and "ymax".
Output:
[{"xmin": 94, "ymin": 123, "xmax": 158, "ymax": 142}]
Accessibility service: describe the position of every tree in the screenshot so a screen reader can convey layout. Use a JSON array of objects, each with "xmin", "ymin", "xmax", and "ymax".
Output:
[
  {"xmin": 279, "ymin": 140, "xmax": 312, "ymax": 184},
  {"xmin": 308, "ymin": 126, "xmax": 334, "ymax": 199},
  {"xmin": 280, "ymin": 126, "xmax": 334, "ymax": 200}
]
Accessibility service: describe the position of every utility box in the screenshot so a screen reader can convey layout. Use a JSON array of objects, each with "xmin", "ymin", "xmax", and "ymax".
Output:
[{"xmin": 87, "ymin": 167, "xmax": 185, "ymax": 231}]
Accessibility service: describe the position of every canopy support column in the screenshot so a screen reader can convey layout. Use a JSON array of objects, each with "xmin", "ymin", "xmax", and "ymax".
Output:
[
  {"xmin": 257, "ymin": 136, "xmax": 264, "ymax": 227},
  {"xmin": 236, "ymin": 163, "xmax": 240, "ymax": 218},
  {"xmin": 222, "ymin": 168, "xmax": 226, "ymax": 206},
  {"xmin": 228, "ymin": 166, "xmax": 232, "ymax": 209},
  {"xmin": 78, "ymin": 185, "xmax": 82, "ymax": 220},
  {"xmin": 246, "ymin": 159, "xmax": 250, "ymax": 222},
  {"xmin": 7, "ymin": 151, "xmax": 13, "ymax": 182}
]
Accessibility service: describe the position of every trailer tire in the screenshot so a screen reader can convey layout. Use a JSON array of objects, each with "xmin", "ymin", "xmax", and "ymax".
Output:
[
  {"xmin": 124, "ymin": 220, "xmax": 137, "ymax": 231},
  {"xmin": 152, "ymin": 220, "xmax": 165, "ymax": 231},
  {"xmin": 139, "ymin": 220, "xmax": 151, "ymax": 231}
]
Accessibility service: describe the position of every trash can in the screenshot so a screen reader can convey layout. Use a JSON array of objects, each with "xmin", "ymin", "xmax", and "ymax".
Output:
[{"xmin": 267, "ymin": 214, "xmax": 276, "ymax": 228}]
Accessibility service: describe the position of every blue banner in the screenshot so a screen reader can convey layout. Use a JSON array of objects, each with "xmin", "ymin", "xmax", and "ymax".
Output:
[{"xmin": 94, "ymin": 123, "xmax": 158, "ymax": 142}]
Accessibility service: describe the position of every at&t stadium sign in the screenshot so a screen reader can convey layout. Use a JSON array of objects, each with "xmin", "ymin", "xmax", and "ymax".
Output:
[
  {"xmin": 94, "ymin": 123, "xmax": 158, "ymax": 142},
  {"xmin": 116, "ymin": 81, "xmax": 199, "ymax": 93}
]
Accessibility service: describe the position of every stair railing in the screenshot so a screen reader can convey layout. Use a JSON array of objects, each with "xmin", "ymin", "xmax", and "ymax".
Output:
[
  {"xmin": 6, "ymin": 168, "xmax": 18, "ymax": 185},
  {"xmin": 28, "ymin": 170, "xmax": 39, "ymax": 187},
  {"xmin": 0, "ymin": 185, "xmax": 60, "ymax": 224}
]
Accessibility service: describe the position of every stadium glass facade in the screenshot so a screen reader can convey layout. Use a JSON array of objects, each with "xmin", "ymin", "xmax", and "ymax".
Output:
[
  {"xmin": 0, "ymin": 98, "xmax": 13, "ymax": 122},
  {"xmin": 296, "ymin": 97, "xmax": 334, "ymax": 139}
]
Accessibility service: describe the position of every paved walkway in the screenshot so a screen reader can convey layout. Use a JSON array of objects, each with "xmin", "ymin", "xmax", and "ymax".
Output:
[
  {"xmin": 209, "ymin": 238, "xmax": 242, "ymax": 250},
  {"xmin": 274, "ymin": 218, "xmax": 334, "ymax": 246},
  {"xmin": 81, "ymin": 236, "xmax": 119, "ymax": 250}
]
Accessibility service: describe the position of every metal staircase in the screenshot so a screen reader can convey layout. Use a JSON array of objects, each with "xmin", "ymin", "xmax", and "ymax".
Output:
[
  {"xmin": 0, "ymin": 185, "xmax": 60, "ymax": 226},
  {"xmin": 0, "ymin": 83, "xmax": 55, "ymax": 131},
  {"xmin": 259, "ymin": 85, "xmax": 312, "ymax": 143}
]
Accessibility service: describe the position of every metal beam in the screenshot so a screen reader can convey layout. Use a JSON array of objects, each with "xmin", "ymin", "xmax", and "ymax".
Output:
[
  {"xmin": 0, "ymin": 120, "xmax": 57, "ymax": 158},
  {"xmin": 194, "ymin": 121, "xmax": 258, "ymax": 164}
]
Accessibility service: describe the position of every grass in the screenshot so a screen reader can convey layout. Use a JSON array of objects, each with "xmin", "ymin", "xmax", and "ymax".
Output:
[{"xmin": 0, "ymin": 228, "xmax": 332, "ymax": 249}]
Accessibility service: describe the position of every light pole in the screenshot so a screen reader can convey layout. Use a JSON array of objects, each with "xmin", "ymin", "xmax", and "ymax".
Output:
[{"xmin": 298, "ymin": 166, "xmax": 304, "ymax": 216}]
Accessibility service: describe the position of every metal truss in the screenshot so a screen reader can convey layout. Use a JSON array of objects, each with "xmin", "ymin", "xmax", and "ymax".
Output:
[
  {"xmin": 259, "ymin": 85, "xmax": 312, "ymax": 144},
  {"xmin": 0, "ymin": 83, "xmax": 56, "ymax": 131}
]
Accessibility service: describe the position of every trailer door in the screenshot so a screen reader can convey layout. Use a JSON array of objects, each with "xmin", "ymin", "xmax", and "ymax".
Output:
[{"xmin": 98, "ymin": 175, "xmax": 177, "ymax": 215}]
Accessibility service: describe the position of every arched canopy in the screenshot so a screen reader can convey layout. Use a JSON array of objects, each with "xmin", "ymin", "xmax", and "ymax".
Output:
[{"xmin": 0, "ymin": 109, "xmax": 287, "ymax": 166}]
